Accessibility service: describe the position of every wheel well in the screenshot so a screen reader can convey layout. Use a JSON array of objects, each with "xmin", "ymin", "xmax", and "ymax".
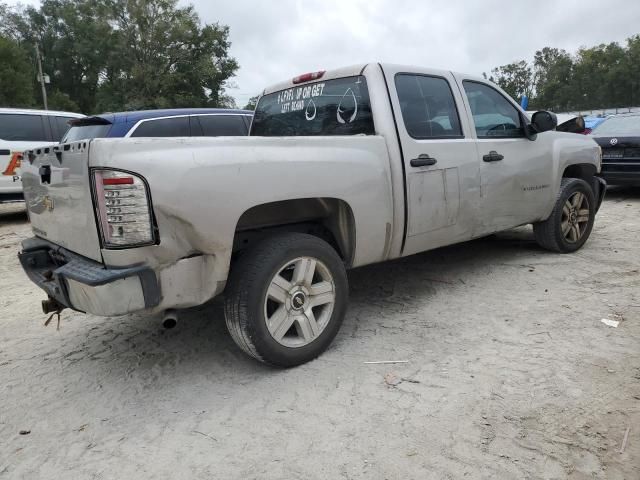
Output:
[
  {"xmin": 232, "ymin": 198, "xmax": 356, "ymax": 266},
  {"xmin": 562, "ymin": 163, "xmax": 597, "ymax": 183}
]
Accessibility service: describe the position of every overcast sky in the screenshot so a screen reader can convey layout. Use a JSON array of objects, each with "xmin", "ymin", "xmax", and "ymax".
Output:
[{"xmin": 7, "ymin": 0, "xmax": 640, "ymax": 107}]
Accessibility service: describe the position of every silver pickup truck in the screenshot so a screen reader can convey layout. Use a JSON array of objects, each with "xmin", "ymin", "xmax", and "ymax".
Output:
[{"xmin": 19, "ymin": 63, "xmax": 605, "ymax": 367}]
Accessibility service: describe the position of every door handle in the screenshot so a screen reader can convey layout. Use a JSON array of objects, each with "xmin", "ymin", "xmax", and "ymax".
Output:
[
  {"xmin": 410, "ymin": 154, "xmax": 437, "ymax": 167},
  {"xmin": 483, "ymin": 151, "xmax": 504, "ymax": 162}
]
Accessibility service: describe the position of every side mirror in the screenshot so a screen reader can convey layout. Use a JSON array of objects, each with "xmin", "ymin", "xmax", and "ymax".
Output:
[{"xmin": 531, "ymin": 111, "xmax": 558, "ymax": 133}]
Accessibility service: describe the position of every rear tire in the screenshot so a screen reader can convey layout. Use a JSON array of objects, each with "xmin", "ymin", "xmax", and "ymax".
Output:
[
  {"xmin": 224, "ymin": 233, "xmax": 348, "ymax": 367},
  {"xmin": 533, "ymin": 178, "xmax": 596, "ymax": 253}
]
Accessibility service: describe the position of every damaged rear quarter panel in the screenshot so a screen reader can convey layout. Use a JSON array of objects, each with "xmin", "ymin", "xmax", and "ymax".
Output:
[{"xmin": 91, "ymin": 135, "xmax": 394, "ymax": 297}]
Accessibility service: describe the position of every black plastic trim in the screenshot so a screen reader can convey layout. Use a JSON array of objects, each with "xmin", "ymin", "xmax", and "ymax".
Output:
[
  {"xmin": 594, "ymin": 176, "xmax": 607, "ymax": 211},
  {"xmin": 378, "ymin": 63, "xmax": 409, "ymax": 255}
]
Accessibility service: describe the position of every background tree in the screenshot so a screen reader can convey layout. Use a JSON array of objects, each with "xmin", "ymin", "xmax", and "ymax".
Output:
[
  {"xmin": 484, "ymin": 60, "xmax": 533, "ymax": 101},
  {"xmin": 0, "ymin": 0, "xmax": 238, "ymax": 113},
  {"xmin": 243, "ymin": 95, "xmax": 259, "ymax": 110},
  {"xmin": 0, "ymin": 35, "xmax": 35, "ymax": 107},
  {"xmin": 486, "ymin": 39, "xmax": 640, "ymax": 111},
  {"xmin": 97, "ymin": 0, "xmax": 238, "ymax": 111}
]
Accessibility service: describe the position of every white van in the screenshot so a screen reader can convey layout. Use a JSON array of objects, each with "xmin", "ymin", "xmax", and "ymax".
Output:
[{"xmin": 0, "ymin": 108, "xmax": 84, "ymax": 203}]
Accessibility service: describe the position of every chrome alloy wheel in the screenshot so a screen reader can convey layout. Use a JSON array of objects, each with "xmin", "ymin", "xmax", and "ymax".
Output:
[
  {"xmin": 264, "ymin": 256, "xmax": 336, "ymax": 348},
  {"xmin": 562, "ymin": 191, "xmax": 590, "ymax": 243}
]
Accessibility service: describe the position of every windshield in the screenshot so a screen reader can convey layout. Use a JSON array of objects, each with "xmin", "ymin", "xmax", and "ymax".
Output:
[
  {"xmin": 592, "ymin": 115, "xmax": 640, "ymax": 136},
  {"xmin": 62, "ymin": 124, "xmax": 111, "ymax": 142},
  {"xmin": 251, "ymin": 75, "xmax": 375, "ymax": 136}
]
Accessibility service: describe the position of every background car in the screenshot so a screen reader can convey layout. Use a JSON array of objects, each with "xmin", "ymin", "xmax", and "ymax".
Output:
[
  {"xmin": 0, "ymin": 108, "xmax": 84, "ymax": 203},
  {"xmin": 62, "ymin": 108, "xmax": 253, "ymax": 142},
  {"xmin": 590, "ymin": 113, "xmax": 640, "ymax": 185}
]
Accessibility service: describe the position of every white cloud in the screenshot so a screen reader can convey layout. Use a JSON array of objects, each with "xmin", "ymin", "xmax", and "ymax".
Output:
[
  {"xmin": 193, "ymin": 0, "xmax": 640, "ymax": 106},
  {"xmin": 6, "ymin": 0, "xmax": 640, "ymax": 107}
]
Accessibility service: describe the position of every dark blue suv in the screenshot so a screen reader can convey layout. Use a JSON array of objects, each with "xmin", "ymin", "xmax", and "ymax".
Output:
[{"xmin": 61, "ymin": 108, "xmax": 253, "ymax": 142}]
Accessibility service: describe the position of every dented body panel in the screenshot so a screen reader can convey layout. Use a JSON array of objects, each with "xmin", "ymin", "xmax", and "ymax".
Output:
[{"xmin": 18, "ymin": 63, "xmax": 601, "ymax": 317}]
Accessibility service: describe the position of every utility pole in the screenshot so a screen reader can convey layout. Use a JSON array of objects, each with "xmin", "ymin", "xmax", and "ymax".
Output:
[{"xmin": 34, "ymin": 42, "xmax": 48, "ymax": 110}]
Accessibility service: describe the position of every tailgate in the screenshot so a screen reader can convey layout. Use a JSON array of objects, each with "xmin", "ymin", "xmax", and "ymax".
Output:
[{"xmin": 21, "ymin": 143, "xmax": 103, "ymax": 262}]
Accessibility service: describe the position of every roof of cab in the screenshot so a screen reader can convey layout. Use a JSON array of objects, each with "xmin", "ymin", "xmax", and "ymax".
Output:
[
  {"xmin": 0, "ymin": 107, "xmax": 84, "ymax": 117},
  {"xmin": 262, "ymin": 64, "xmax": 369, "ymax": 95},
  {"xmin": 260, "ymin": 63, "xmax": 485, "ymax": 96},
  {"xmin": 83, "ymin": 108, "xmax": 253, "ymax": 125}
]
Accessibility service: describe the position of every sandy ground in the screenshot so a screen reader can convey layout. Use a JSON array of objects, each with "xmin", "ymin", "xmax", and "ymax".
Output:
[{"xmin": 0, "ymin": 190, "xmax": 639, "ymax": 480}]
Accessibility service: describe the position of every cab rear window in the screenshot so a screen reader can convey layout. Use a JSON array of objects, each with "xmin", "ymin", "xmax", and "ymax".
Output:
[{"xmin": 251, "ymin": 75, "xmax": 375, "ymax": 136}]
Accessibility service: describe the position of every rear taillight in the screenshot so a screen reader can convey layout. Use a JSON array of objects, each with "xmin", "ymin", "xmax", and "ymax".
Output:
[
  {"xmin": 92, "ymin": 169, "xmax": 155, "ymax": 248},
  {"xmin": 292, "ymin": 70, "xmax": 325, "ymax": 84}
]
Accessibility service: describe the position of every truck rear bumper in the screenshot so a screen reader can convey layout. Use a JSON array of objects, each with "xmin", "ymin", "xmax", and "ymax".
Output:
[{"xmin": 19, "ymin": 237, "xmax": 160, "ymax": 316}]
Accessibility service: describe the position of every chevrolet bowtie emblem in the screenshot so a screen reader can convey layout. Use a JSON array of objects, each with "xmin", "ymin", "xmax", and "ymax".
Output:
[{"xmin": 42, "ymin": 195, "xmax": 54, "ymax": 212}]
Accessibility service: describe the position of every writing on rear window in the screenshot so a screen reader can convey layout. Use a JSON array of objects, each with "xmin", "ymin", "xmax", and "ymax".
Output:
[
  {"xmin": 277, "ymin": 83, "xmax": 326, "ymax": 113},
  {"xmin": 251, "ymin": 75, "xmax": 374, "ymax": 137}
]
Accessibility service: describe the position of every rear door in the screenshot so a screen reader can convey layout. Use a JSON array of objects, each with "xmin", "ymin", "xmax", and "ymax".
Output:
[
  {"xmin": 456, "ymin": 78, "xmax": 554, "ymax": 233},
  {"xmin": 384, "ymin": 67, "xmax": 482, "ymax": 255}
]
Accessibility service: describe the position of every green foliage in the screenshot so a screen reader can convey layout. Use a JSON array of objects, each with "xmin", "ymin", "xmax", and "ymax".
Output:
[
  {"xmin": 485, "ymin": 60, "xmax": 533, "ymax": 101},
  {"xmin": 487, "ymin": 37, "xmax": 640, "ymax": 111},
  {"xmin": 243, "ymin": 95, "xmax": 259, "ymax": 111},
  {"xmin": 0, "ymin": 34, "xmax": 35, "ymax": 107},
  {"xmin": 0, "ymin": 0, "xmax": 238, "ymax": 114}
]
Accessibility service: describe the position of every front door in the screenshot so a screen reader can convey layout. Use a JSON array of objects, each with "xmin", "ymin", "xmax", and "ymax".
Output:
[
  {"xmin": 386, "ymin": 68, "xmax": 482, "ymax": 256},
  {"xmin": 457, "ymin": 79, "xmax": 554, "ymax": 234}
]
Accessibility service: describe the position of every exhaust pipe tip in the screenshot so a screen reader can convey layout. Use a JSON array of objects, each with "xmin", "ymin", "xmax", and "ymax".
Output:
[
  {"xmin": 162, "ymin": 309, "xmax": 178, "ymax": 329},
  {"xmin": 162, "ymin": 317, "xmax": 177, "ymax": 329}
]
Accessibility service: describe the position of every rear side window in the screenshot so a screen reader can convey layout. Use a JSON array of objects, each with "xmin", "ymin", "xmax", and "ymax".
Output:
[
  {"xmin": 0, "ymin": 114, "xmax": 47, "ymax": 141},
  {"xmin": 251, "ymin": 75, "xmax": 375, "ymax": 136},
  {"xmin": 462, "ymin": 81, "xmax": 524, "ymax": 138},
  {"xmin": 51, "ymin": 116, "xmax": 77, "ymax": 141},
  {"xmin": 194, "ymin": 115, "xmax": 249, "ymax": 136},
  {"xmin": 130, "ymin": 117, "xmax": 190, "ymax": 137},
  {"xmin": 395, "ymin": 74, "xmax": 463, "ymax": 139}
]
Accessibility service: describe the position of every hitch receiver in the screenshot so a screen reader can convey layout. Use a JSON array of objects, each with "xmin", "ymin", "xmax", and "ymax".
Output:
[{"xmin": 42, "ymin": 297, "xmax": 66, "ymax": 315}]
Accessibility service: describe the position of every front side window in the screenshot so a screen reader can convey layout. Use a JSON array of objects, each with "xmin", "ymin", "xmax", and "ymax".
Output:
[
  {"xmin": 463, "ymin": 81, "xmax": 524, "ymax": 138},
  {"xmin": 130, "ymin": 116, "xmax": 190, "ymax": 137},
  {"xmin": 395, "ymin": 74, "xmax": 463, "ymax": 139},
  {"xmin": 251, "ymin": 75, "xmax": 375, "ymax": 136},
  {"xmin": 0, "ymin": 114, "xmax": 47, "ymax": 141}
]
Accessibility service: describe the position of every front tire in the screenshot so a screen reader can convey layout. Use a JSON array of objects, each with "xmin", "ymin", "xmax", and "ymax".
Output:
[
  {"xmin": 533, "ymin": 177, "xmax": 596, "ymax": 253},
  {"xmin": 224, "ymin": 233, "xmax": 348, "ymax": 367}
]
